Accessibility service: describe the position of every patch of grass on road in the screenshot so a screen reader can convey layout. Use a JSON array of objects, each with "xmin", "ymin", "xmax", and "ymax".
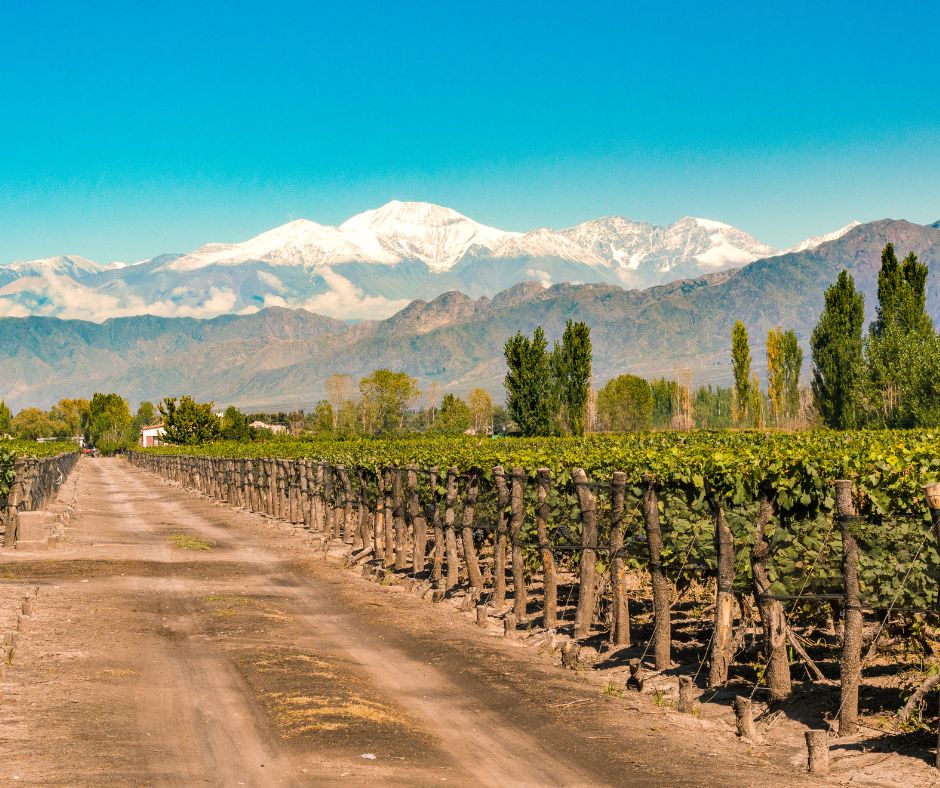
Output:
[{"xmin": 169, "ymin": 532, "xmax": 213, "ymax": 551}]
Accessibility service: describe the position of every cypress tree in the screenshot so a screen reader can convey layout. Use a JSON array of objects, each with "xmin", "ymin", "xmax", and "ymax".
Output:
[{"xmin": 811, "ymin": 270, "xmax": 865, "ymax": 429}]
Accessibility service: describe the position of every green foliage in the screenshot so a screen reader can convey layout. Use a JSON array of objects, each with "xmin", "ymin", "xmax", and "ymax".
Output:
[
  {"xmin": 432, "ymin": 394, "xmax": 472, "ymax": 434},
  {"xmin": 552, "ymin": 320, "xmax": 592, "ymax": 435},
  {"xmin": 504, "ymin": 327, "xmax": 557, "ymax": 436},
  {"xmin": 596, "ymin": 375, "xmax": 652, "ymax": 432},
  {"xmin": 650, "ymin": 379, "xmax": 677, "ymax": 429},
  {"xmin": 359, "ymin": 369, "xmax": 421, "ymax": 434},
  {"xmin": 86, "ymin": 392, "xmax": 132, "ymax": 451},
  {"xmin": 138, "ymin": 428, "xmax": 940, "ymax": 612},
  {"xmin": 132, "ymin": 401, "xmax": 157, "ymax": 433},
  {"xmin": 0, "ymin": 401, "xmax": 11, "ymax": 436},
  {"xmin": 692, "ymin": 385, "xmax": 733, "ymax": 429},
  {"xmin": 310, "ymin": 401, "xmax": 334, "ymax": 434},
  {"xmin": 731, "ymin": 321, "xmax": 751, "ymax": 424},
  {"xmin": 863, "ymin": 245, "xmax": 938, "ymax": 428},
  {"xmin": 220, "ymin": 405, "xmax": 252, "ymax": 441},
  {"xmin": 158, "ymin": 396, "xmax": 221, "ymax": 445},
  {"xmin": 12, "ymin": 408, "xmax": 56, "ymax": 440},
  {"xmin": 811, "ymin": 270, "xmax": 865, "ymax": 429},
  {"xmin": 872, "ymin": 244, "xmax": 932, "ymax": 339}
]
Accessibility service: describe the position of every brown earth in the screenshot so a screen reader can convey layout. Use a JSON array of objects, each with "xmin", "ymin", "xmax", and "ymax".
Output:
[{"xmin": 0, "ymin": 458, "xmax": 820, "ymax": 786}]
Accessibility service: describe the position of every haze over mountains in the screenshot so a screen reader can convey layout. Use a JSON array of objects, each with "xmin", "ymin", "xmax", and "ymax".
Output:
[
  {"xmin": 2, "ymin": 217, "xmax": 938, "ymax": 411},
  {"xmin": 0, "ymin": 201, "xmax": 856, "ymax": 323}
]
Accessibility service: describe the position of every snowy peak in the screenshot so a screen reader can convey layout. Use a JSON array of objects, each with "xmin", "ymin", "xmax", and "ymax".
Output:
[
  {"xmin": 783, "ymin": 221, "xmax": 863, "ymax": 254},
  {"xmin": 340, "ymin": 200, "xmax": 513, "ymax": 271},
  {"xmin": 0, "ymin": 254, "xmax": 122, "ymax": 278},
  {"xmin": 558, "ymin": 215, "xmax": 774, "ymax": 279}
]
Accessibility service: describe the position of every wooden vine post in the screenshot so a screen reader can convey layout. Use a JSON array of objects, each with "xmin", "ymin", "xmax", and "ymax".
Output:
[
  {"xmin": 835, "ymin": 479, "xmax": 862, "ymax": 736},
  {"xmin": 428, "ymin": 467, "xmax": 444, "ymax": 585},
  {"xmin": 492, "ymin": 466, "xmax": 510, "ymax": 608},
  {"xmin": 750, "ymin": 492, "xmax": 791, "ymax": 699},
  {"xmin": 709, "ymin": 497, "xmax": 735, "ymax": 688},
  {"xmin": 535, "ymin": 468, "xmax": 557, "ymax": 629},
  {"xmin": 392, "ymin": 469, "xmax": 407, "ymax": 570},
  {"xmin": 407, "ymin": 466, "xmax": 427, "ymax": 575},
  {"xmin": 443, "ymin": 468, "xmax": 460, "ymax": 590},
  {"xmin": 373, "ymin": 468, "xmax": 385, "ymax": 560},
  {"xmin": 460, "ymin": 470, "xmax": 483, "ymax": 593},
  {"xmin": 357, "ymin": 469, "xmax": 371, "ymax": 553},
  {"xmin": 572, "ymin": 468, "xmax": 598, "ymax": 640},
  {"xmin": 608, "ymin": 471, "xmax": 629, "ymax": 646},
  {"xmin": 923, "ymin": 482, "xmax": 940, "ymax": 770},
  {"xmin": 383, "ymin": 468, "xmax": 395, "ymax": 568},
  {"xmin": 642, "ymin": 476, "xmax": 671, "ymax": 670},
  {"xmin": 510, "ymin": 468, "xmax": 527, "ymax": 624}
]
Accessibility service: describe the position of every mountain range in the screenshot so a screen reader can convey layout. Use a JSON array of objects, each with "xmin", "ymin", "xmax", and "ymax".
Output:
[
  {"xmin": 2, "ymin": 217, "xmax": 938, "ymax": 412},
  {"xmin": 0, "ymin": 201, "xmax": 857, "ymax": 323}
]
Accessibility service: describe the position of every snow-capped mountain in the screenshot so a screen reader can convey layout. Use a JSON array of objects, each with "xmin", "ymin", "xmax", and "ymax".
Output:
[
  {"xmin": 0, "ymin": 201, "xmax": 866, "ymax": 323},
  {"xmin": 558, "ymin": 216, "xmax": 776, "ymax": 286},
  {"xmin": 779, "ymin": 221, "xmax": 862, "ymax": 255},
  {"xmin": 0, "ymin": 255, "xmax": 123, "ymax": 285}
]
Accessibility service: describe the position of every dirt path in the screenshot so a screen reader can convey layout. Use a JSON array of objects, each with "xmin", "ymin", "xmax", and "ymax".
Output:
[{"xmin": 0, "ymin": 458, "xmax": 802, "ymax": 786}]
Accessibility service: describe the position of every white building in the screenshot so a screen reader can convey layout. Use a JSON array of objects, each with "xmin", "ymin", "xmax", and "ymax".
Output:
[
  {"xmin": 249, "ymin": 420, "xmax": 288, "ymax": 434},
  {"xmin": 140, "ymin": 424, "xmax": 166, "ymax": 447}
]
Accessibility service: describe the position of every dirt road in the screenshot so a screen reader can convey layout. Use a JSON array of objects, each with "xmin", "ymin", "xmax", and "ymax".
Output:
[{"xmin": 0, "ymin": 458, "xmax": 797, "ymax": 786}]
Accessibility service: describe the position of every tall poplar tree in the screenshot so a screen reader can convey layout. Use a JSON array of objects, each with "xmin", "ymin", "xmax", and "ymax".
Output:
[
  {"xmin": 865, "ymin": 244, "xmax": 935, "ymax": 426},
  {"xmin": 811, "ymin": 271, "xmax": 864, "ymax": 429},
  {"xmin": 731, "ymin": 321, "xmax": 752, "ymax": 425},
  {"xmin": 504, "ymin": 327, "xmax": 556, "ymax": 436},
  {"xmin": 552, "ymin": 320, "xmax": 592, "ymax": 435}
]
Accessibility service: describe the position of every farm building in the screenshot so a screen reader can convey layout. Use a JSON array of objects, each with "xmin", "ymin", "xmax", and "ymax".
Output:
[{"xmin": 139, "ymin": 424, "xmax": 166, "ymax": 447}]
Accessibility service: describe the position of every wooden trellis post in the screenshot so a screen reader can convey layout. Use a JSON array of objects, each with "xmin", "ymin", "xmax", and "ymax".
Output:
[
  {"xmin": 609, "ymin": 471, "xmax": 629, "ymax": 646},
  {"xmin": 572, "ymin": 468, "xmax": 598, "ymax": 640},
  {"xmin": 835, "ymin": 479, "xmax": 862, "ymax": 736},
  {"xmin": 709, "ymin": 498, "xmax": 735, "ymax": 688},
  {"xmin": 510, "ymin": 468, "xmax": 527, "ymax": 624},
  {"xmin": 924, "ymin": 482, "xmax": 940, "ymax": 770},
  {"xmin": 536, "ymin": 468, "xmax": 557, "ymax": 629},
  {"xmin": 642, "ymin": 476, "xmax": 671, "ymax": 670},
  {"xmin": 492, "ymin": 466, "xmax": 510, "ymax": 607}
]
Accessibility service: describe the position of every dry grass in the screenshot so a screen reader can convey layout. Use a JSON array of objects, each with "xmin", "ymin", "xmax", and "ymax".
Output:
[{"xmin": 168, "ymin": 532, "xmax": 213, "ymax": 551}]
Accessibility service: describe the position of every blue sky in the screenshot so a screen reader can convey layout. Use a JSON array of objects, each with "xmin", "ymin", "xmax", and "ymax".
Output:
[{"xmin": 1, "ymin": 0, "xmax": 938, "ymax": 262}]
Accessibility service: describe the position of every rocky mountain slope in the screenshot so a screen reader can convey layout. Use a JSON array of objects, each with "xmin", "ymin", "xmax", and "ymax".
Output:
[{"xmin": 1, "ymin": 218, "xmax": 937, "ymax": 411}]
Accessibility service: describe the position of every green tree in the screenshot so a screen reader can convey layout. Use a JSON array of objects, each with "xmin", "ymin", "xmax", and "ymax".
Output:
[
  {"xmin": 12, "ymin": 408, "xmax": 56, "ymax": 439},
  {"xmin": 864, "ymin": 245, "xmax": 936, "ymax": 427},
  {"xmin": 692, "ymin": 385, "xmax": 734, "ymax": 429},
  {"xmin": 0, "ymin": 400, "xmax": 12, "ymax": 436},
  {"xmin": 766, "ymin": 328, "xmax": 802, "ymax": 426},
  {"xmin": 650, "ymin": 378, "xmax": 677, "ymax": 429},
  {"xmin": 158, "ymin": 396, "xmax": 221, "ymax": 445},
  {"xmin": 87, "ymin": 393, "xmax": 132, "ymax": 450},
  {"xmin": 311, "ymin": 401, "xmax": 334, "ymax": 433},
  {"xmin": 596, "ymin": 375, "xmax": 653, "ymax": 432},
  {"xmin": 731, "ymin": 321, "xmax": 751, "ymax": 425},
  {"xmin": 552, "ymin": 320, "xmax": 592, "ymax": 435},
  {"xmin": 358, "ymin": 370, "xmax": 421, "ymax": 434},
  {"xmin": 220, "ymin": 406, "xmax": 252, "ymax": 441},
  {"xmin": 432, "ymin": 394, "xmax": 472, "ymax": 434},
  {"xmin": 811, "ymin": 270, "xmax": 865, "ymax": 429},
  {"xmin": 504, "ymin": 327, "xmax": 557, "ymax": 436},
  {"xmin": 50, "ymin": 398, "xmax": 90, "ymax": 438},
  {"xmin": 782, "ymin": 330, "xmax": 803, "ymax": 425}
]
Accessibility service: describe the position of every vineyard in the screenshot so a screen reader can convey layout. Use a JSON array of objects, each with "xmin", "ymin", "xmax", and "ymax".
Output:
[{"xmin": 134, "ymin": 429, "xmax": 940, "ymax": 774}]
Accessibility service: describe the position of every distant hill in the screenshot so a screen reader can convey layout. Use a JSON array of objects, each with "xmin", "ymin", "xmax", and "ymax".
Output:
[{"xmin": 2, "ymin": 218, "xmax": 938, "ymax": 411}]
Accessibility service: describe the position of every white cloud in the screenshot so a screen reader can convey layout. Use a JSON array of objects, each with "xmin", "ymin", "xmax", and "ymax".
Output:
[
  {"xmin": 299, "ymin": 266, "xmax": 411, "ymax": 320},
  {"xmin": 0, "ymin": 273, "xmax": 238, "ymax": 322},
  {"xmin": 257, "ymin": 270, "xmax": 287, "ymax": 293},
  {"xmin": 526, "ymin": 268, "xmax": 552, "ymax": 287}
]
